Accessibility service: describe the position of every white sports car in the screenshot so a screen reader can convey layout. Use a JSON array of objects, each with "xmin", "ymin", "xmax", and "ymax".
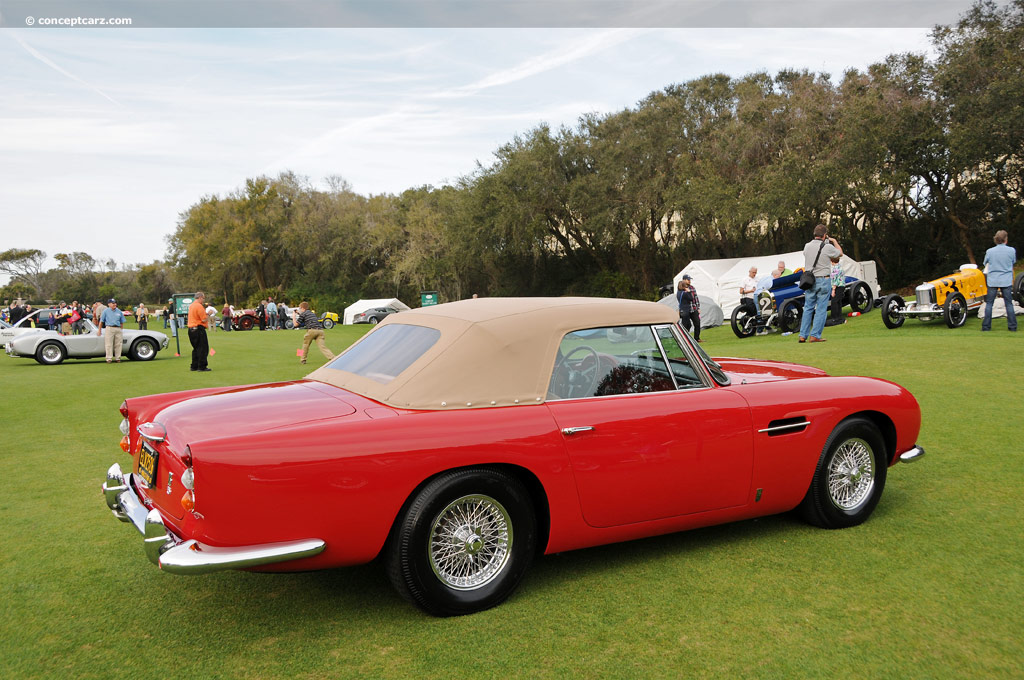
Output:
[{"xmin": 4, "ymin": 320, "xmax": 168, "ymax": 365}]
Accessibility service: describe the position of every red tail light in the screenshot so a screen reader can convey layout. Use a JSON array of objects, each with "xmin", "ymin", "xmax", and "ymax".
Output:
[{"xmin": 119, "ymin": 400, "xmax": 129, "ymax": 417}]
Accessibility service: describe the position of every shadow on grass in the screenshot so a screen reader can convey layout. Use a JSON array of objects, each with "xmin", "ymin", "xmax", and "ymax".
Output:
[{"xmin": 171, "ymin": 486, "xmax": 916, "ymax": 623}]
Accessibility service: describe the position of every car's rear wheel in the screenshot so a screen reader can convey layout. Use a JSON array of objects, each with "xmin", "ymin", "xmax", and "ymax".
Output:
[
  {"xmin": 36, "ymin": 340, "xmax": 66, "ymax": 365},
  {"xmin": 1013, "ymin": 273, "xmax": 1024, "ymax": 306},
  {"xmin": 386, "ymin": 468, "xmax": 536, "ymax": 617},
  {"xmin": 881, "ymin": 294, "xmax": 906, "ymax": 329},
  {"xmin": 284, "ymin": 319, "xmax": 294, "ymax": 330},
  {"xmin": 130, "ymin": 338, "xmax": 158, "ymax": 361},
  {"xmin": 368, "ymin": 317, "xmax": 379, "ymax": 325},
  {"xmin": 236, "ymin": 315, "xmax": 254, "ymax": 331},
  {"xmin": 730, "ymin": 305, "xmax": 756, "ymax": 338},
  {"xmin": 779, "ymin": 298, "xmax": 803, "ymax": 333},
  {"xmin": 944, "ymin": 291, "xmax": 968, "ymax": 328},
  {"xmin": 322, "ymin": 318, "xmax": 335, "ymax": 330},
  {"xmin": 799, "ymin": 417, "xmax": 888, "ymax": 529},
  {"xmin": 849, "ymin": 281, "xmax": 873, "ymax": 314}
]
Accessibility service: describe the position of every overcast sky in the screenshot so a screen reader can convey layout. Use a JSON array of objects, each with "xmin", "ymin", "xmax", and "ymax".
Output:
[{"xmin": 0, "ymin": 27, "xmax": 936, "ymax": 278}]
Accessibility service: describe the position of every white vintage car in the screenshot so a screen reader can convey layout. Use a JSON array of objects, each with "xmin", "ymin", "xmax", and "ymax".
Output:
[{"xmin": 4, "ymin": 319, "xmax": 168, "ymax": 365}]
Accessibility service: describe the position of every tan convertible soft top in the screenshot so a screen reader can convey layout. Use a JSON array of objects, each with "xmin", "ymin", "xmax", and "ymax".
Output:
[{"xmin": 307, "ymin": 297, "xmax": 678, "ymax": 410}]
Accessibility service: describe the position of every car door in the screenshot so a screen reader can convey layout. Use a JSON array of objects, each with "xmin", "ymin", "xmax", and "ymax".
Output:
[
  {"xmin": 65, "ymin": 321, "xmax": 105, "ymax": 357},
  {"xmin": 545, "ymin": 324, "xmax": 754, "ymax": 528}
]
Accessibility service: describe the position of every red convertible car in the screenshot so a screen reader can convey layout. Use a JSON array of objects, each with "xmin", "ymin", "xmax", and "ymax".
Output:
[{"xmin": 103, "ymin": 297, "xmax": 924, "ymax": 616}]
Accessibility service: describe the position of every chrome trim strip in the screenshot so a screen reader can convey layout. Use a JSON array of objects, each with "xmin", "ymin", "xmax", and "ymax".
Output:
[
  {"xmin": 757, "ymin": 420, "xmax": 810, "ymax": 434},
  {"xmin": 899, "ymin": 445, "xmax": 926, "ymax": 463},
  {"xmin": 159, "ymin": 538, "xmax": 327, "ymax": 575}
]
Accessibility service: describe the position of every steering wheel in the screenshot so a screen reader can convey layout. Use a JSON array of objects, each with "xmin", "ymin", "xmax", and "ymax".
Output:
[{"xmin": 555, "ymin": 345, "xmax": 601, "ymax": 399}]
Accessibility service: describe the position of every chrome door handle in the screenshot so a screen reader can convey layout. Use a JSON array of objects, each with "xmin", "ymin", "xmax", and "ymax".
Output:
[{"xmin": 561, "ymin": 426, "xmax": 594, "ymax": 436}]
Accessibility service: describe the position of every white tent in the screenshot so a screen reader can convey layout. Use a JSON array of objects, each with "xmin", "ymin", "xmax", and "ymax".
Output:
[
  {"xmin": 672, "ymin": 251, "xmax": 880, "ymax": 317},
  {"xmin": 343, "ymin": 298, "xmax": 411, "ymax": 325}
]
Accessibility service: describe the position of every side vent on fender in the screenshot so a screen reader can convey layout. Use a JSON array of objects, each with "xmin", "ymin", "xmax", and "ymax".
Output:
[{"xmin": 758, "ymin": 417, "xmax": 810, "ymax": 436}]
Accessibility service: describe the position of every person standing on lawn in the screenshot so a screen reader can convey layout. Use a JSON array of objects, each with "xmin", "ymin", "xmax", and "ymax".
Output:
[
  {"xmin": 981, "ymin": 230, "xmax": 1018, "ymax": 332},
  {"xmin": 97, "ymin": 298, "xmax": 126, "ymax": 363},
  {"xmin": 676, "ymin": 276, "xmax": 702, "ymax": 342},
  {"xmin": 187, "ymin": 292, "xmax": 212, "ymax": 372},
  {"xmin": 799, "ymin": 224, "xmax": 842, "ymax": 343},
  {"xmin": 296, "ymin": 301, "xmax": 335, "ymax": 365}
]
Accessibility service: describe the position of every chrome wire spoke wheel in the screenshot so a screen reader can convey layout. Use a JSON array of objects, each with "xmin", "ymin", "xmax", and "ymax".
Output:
[
  {"xmin": 42, "ymin": 344, "xmax": 62, "ymax": 362},
  {"xmin": 827, "ymin": 437, "xmax": 875, "ymax": 510},
  {"xmin": 429, "ymin": 494, "xmax": 512, "ymax": 590}
]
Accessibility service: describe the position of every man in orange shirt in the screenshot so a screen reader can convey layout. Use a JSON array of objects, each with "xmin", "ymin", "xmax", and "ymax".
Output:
[{"xmin": 187, "ymin": 291, "xmax": 211, "ymax": 372}]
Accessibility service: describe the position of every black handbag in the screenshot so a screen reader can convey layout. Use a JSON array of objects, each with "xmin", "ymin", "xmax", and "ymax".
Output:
[{"xmin": 799, "ymin": 241, "xmax": 827, "ymax": 290}]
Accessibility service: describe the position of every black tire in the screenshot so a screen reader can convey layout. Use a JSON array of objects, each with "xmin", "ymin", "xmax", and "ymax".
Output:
[
  {"xmin": 798, "ymin": 417, "xmax": 888, "ymax": 529},
  {"xmin": 368, "ymin": 317, "xmax": 379, "ymax": 325},
  {"xmin": 386, "ymin": 468, "xmax": 537, "ymax": 617},
  {"xmin": 237, "ymin": 315, "xmax": 254, "ymax": 331},
  {"xmin": 322, "ymin": 318, "xmax": 335, "ymax": 330},
  {"xmin": 284, "ymin": 319, "xmax": 294, "ymax": 330},
  {"xmin": 35, "ymin": 340, "xmax": 66, "ymax": 365},
  {"xmin": 730, "ymin": 305, "xmax": 756, "ymax": 338},
  {"xmin": 1014, "ymin": 273, "xmax": 1024, "ymax": 306},
  {"xmin": 779, "ymin": 298, "xmax": 803, "ymax": 333},
  {"xmin": 881, "ymin": 294, "xmax": 906, "ymax": 329},
  {"xmin": 130, "ymin": 338, "xmax": 158, "ymax": 361},
  {"xmin": 943, "ymin": 291, "xmax": 968, "ymax": 328},
  {"xmin": 849, "ymin": 281, "xmax": 873, "ymax": 314}
]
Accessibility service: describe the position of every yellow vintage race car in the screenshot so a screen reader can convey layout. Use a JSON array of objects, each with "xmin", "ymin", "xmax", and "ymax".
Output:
[{"xmin": 881, "ymin": 265, "xmax": 987, "ymax": 329}]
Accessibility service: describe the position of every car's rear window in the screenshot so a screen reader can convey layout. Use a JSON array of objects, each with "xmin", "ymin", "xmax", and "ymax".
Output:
[{"xmin": 326, "ymin": 323, "xmax": 440, "ymax": 384}]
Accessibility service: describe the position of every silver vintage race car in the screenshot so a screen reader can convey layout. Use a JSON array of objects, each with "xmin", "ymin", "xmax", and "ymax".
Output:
[{"xmin": 4, "ymin": 319, "xmax": 168, "ymax": 365}]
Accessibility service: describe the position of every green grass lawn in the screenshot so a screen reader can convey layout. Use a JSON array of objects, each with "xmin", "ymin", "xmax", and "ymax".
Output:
[{"xmin": 1, "ymin": 311, "xmax": 1020, "ymax": 679}]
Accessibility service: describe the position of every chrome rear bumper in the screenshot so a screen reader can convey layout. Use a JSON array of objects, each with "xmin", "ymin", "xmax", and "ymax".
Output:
[
  {"xmin": 899, "ymin": 445, "xmax": 926, "ymax": 463},
  {"xmin": 102, "ymin": 463, "xmax": 325, "ymax": 574}
]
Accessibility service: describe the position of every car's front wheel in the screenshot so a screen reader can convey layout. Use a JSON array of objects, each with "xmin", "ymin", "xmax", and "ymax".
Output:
[
  {"xmin": 35, "ymin": 340, "xmax": 66, "ymax": 365},
  {"xmin": 322, "ymin": 318, "xmax": 335, "ymax": 330},
  {"xmin": 1014, "ymin": 273, "xmax": 1024, "ymax": 306},
  {"xmin": 881, "ymin": 294, "xmax": 906, "ymax": 329},
  {"xmin": 386, "ymin": 468, "xmax": 537, "ymax": 617},
  {"xmin": 130, "ymin": 338, "xmax": 158, "ymax": 361},
  {"xmin": 799, "ymin": 417, "xmax": 888, "ymax": 529},
  {"xmin": 944, "ymin": 291, "xmax": 968, "ymax": 328},
  {"xmin": 730, "ymin": 305, "xmax": 756, "ymax": 338}
]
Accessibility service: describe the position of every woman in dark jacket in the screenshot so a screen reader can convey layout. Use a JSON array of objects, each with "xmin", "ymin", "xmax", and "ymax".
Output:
[{"xmin": 676, "ymin": 277, "xmax": 702, "ymax": 342}]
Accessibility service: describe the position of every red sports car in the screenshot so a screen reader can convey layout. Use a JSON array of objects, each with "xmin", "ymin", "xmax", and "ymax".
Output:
[{"xmin": 103, "ymin": 297, "xmax": 924, "ymax": 616}]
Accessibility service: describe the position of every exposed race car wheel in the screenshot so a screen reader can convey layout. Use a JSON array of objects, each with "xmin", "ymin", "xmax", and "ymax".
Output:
[
  {"xmin": 730, "ymin": 305, "xmax": 757, "ymax": 338},
  {"xmin": 236, "ymin": 315, "xmax": 255, "ymax": 331},
  {"xmin": 1014, "ymin": 273, "xmax": 1024, "ymax": 306},
  {"xmin": 849, "ymin": 281, "xmax": 873, "ymax": 314},
  {"xmin": 779, "ymin": 298, "xmax": 803, "ymax": 333},
  {"xmin": 386, "ymin": 468, "xmax": 536, "ymax": 617},
  {"xmin": 881, "ymin": 294, "xmax": 906, "ymax": 329},
  {"xmin": 130, "ymin": 338, "xmax": 158, "ymax": 361},
  {"xmin": 35, "ymin": 340, "xmax": 66, "ymax": 365},
  {"xmin": 944, "ymin": 291, "xmax": 968, "ymax": 328},
  {"xmin": 322, "ymin": 318, "xmax": 335, "ymax": 330},
  {"xmin": 799, "ymin": 417, "xmax": 888, "ymax": 529}
]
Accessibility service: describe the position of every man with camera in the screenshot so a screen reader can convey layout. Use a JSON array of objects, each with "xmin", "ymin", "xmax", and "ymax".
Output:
[{"xmin": 799, "ymin": 224, "xmax": 843, "ymax": 343}]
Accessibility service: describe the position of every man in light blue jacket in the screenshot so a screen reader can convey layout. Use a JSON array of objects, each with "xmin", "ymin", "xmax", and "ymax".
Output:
[{"xmin": 981, "ymin": 230, "xmax": 1017, "ymax": 332}]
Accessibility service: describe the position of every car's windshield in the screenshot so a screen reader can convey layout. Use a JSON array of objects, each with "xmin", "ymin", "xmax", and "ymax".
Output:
[{"xmin": 686, "ymin": 330, "xmax": 731, "ymax": 386}]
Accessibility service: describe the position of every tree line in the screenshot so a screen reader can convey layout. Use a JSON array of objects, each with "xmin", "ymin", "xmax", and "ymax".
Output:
[{"xmin": 4, "ymin": 1, "xmax": 1021, "ymax": 310}]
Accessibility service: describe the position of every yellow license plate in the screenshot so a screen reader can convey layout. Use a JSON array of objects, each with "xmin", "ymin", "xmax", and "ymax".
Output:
[{"xmin": 138, "ymin": 443, "xmax": 159, "ymax": 488}]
